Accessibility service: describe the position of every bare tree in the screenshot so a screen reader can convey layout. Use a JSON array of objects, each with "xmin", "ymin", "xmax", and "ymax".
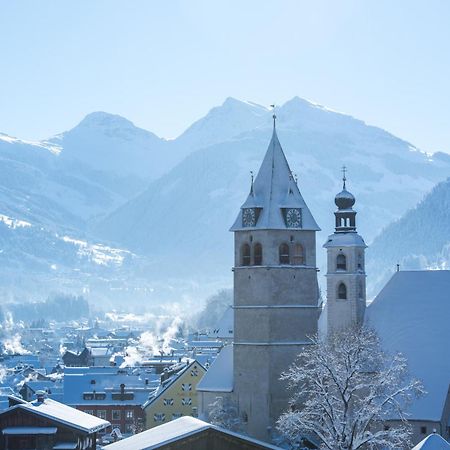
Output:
[{"xmin": 277, "ymin": 327, "xmax": 424, "ymax": 450}]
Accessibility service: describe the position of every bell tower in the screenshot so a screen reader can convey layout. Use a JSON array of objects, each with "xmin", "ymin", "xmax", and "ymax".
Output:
[
  {"xmin": 323, "ymin": 168, "xmax": 367, "ymax": 334},
  {"xmin": 230, "ymin": 116, "xmax": 321, "ymax": 440}
]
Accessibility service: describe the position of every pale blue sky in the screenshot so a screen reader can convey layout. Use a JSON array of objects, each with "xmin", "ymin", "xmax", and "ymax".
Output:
[{"xmin": 1, "ymin": 1, "xmax": 449, "ymax": 153}]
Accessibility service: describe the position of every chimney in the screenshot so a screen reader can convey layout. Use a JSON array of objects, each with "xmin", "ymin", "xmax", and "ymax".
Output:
[{"xmin": 36, "ymin": 390, "xmax": 46, "ymax": 403}]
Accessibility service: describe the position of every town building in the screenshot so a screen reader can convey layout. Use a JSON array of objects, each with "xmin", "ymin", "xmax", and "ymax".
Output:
[
  {"xmin": 143, "ymin": 360, "xmax": 206, "ymax": 429},
  {"xmin": 0, "ymin": 394, "xmax": 110, "ymax": 449},
  {"xmin": 63, "ymin": 366, "xmax": 158, "ymax": 435},
  {"xmin": 103, "ymin": 416, "xmax": 284, "ymax": 450}
]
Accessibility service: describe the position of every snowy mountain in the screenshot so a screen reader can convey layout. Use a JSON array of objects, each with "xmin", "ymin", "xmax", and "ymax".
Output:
[
  {"xmin": 2, "ymin": 96, "xmax": 450, "ymax": 304},
  {"xmin": 366, "ymin": 176, "xmax": 450, "ymax": 296},
  {"xmin": 95, "ymin": 97, "xmax": 450, "ymax": 286}
]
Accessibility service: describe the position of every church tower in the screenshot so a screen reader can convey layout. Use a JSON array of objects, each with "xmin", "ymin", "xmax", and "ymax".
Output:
[
  {"xmin": 323, "ymin": 170, "xmax": 367, "ymax": 334},
  {"xmin": 230, "ymin": 117, "xmax": 321, "ymax": 440}
]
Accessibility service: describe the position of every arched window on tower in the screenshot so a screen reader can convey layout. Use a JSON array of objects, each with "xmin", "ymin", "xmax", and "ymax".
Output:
[
  {"xmin": 336, "ymin": 254, "xmax": 347, "ymax": 271},
  {"xmin": 253, "ymin": 243, "xmax": 263, "ymax": 265},
  {"xmin": 279, "ymin": 243, "xmax": 290, "ymax": 264},
  {"xmin": 338, "ymin": 282, "xmax": 347, "ymax": 300},
  {"xmin": 358, "ymin": 280, "xmax": 364, "ymax": 299},
  {"xmin": 241, "ymin": 243, "xmax": 251, "ymax": 266},
  {"xmin": 292, "ymin": 244, "xmax": 304, "ymax": 265}
]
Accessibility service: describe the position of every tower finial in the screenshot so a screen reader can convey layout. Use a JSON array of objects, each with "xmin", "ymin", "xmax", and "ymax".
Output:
[
  {"xmin": 250, "ymin": 170, "xmax": 254, "ymax": 195},
  {"xmin": 342, "ymin": 165, "xmax": 347, "ymax": 189},
  {"xmin": 270, "ymin": 104, "xmax": 276, "ymax": 129}
]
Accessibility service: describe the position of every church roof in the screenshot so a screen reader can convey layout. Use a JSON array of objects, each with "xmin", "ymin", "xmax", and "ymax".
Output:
[
  {"xmin": 230, "ymin": 127, "xmax": 320, "ymax": 231},
  {"xmin": 366, "ymin": 270, "xmax": 450, "ymax": 421},
  {"xmin": 323, "ymin": 231, "xmax": 367, "ymax": 248}
]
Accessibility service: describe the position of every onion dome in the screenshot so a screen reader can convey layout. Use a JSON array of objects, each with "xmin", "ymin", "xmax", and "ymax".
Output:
[{"xmin": 335, "ymin": 188, "xmax": 355, "ymax": 210}]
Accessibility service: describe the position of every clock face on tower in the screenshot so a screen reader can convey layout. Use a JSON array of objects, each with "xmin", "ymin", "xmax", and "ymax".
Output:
[
  {"xmin": 285, "ymin": 208, "xmax": 302, "ymax": 228},
  {"xmin": 242, "ymin": 208, "xmax": 257, "ymax": 227}
]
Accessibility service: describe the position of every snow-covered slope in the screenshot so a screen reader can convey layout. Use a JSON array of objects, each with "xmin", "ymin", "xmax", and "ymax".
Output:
[
  {"xmin": 95, "ymin": 97, "xmax": 450, "ymax": 284},
  {"xmin": 367, "ymin": 177, "xmax": 450, "ymax": 296},
  {"xmin": 366, "ymin": 271, "xmax": 450, "ymax": 421}
]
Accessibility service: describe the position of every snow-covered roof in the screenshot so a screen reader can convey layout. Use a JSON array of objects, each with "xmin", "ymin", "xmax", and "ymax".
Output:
[
  {"xmin": 230, "ymin": 127, "xmax": 320, "ymax": 231},
  {"xmin": 366, "ymin": 270, "xmax": 450, "ymax": 421},
  {"xmin": 63, "ymin": 368, "xmax": 159, "ymax": 406},
  {"xmin": 411, "ymin": 433, "xmax": 450, "ymax": 450},
  {"xmin": 323, "ymin": 231, "xmax": 367, "ymax": 248},
  {"xmin": 103, "ymin": 416, "xmax": 283, "ymax": 450},
  {"xmin": 1, "ymin": 397, "xmax": 110, "ymax": 433},
  {"xmin": 197, "ymin": 344, "xmax": 233, "ymax": 393},
  {"xmin": 2, "ymin": 426, "xmax": 57, "ymax": 435}
]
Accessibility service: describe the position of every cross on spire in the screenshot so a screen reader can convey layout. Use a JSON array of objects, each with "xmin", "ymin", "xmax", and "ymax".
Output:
[{"xmin": 342, "ymin": 165, "xmax": 347, "ymax": 189}]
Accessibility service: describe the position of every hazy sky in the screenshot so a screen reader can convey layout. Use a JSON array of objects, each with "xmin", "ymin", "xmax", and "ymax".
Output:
[{"xmin": 1, "ymin": 1, "xmax": 449, "ymax": 153}]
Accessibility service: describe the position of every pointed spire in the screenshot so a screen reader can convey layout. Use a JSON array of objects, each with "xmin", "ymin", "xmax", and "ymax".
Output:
[{"xmin": 230, "ymin": 124, "xmax": 320, "ymax": 231}]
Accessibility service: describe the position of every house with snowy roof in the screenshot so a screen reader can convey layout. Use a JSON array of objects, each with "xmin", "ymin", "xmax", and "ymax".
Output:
[
  {"xmin": 63, "ymin": 366, "xmax": 159, "ymax": 435},
  {"xmin": 102, "ymin": 416, "xmax": 283, "ymax": 450},
  {"xmin": 142, "ymin": 360, "xmax": 206, "ymax": 430},
  {"xmin": 0, "ymin": 393, "xmax": 110, "ymax": 449}
]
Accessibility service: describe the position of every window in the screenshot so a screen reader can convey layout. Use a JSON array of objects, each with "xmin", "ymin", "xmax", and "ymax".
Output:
[
  {"xmin": 154, "ymin": 413, "xmax": 166, "ymax": 422},
  {"xmin": 336, "ymin": 254, "xmax": 347, "ymax": 271},
  {"xmin": 279, "ymin": 243, "xmax": 290, "ymax": 264},
  {"xmin": 420, "ymin": 426, "xmax": 427, "ymax": 434},
  {"xmin": 253, "ymin": 243, "xmax": 263, "ymax": 265},
  {"xmin": 97, "ymin": 410, "xmax": 107, "ymax": 420},
  {"xmin": 292, "ymin": 244, "xmax": 304, "ymax": 265},
  {"xmin": 190, "ymin": 369, "xmax": 198, "ymax": 377},
  {"xmin": 83, "ymin": 392, "xmax": 94, "ymax": 400},
  {"xmin": 112, "ymin": 410, "xmax": 121, "ymax": 421},
  {"xmin": 85, "ymin": 410, "xmax": 94, "ymax": 416},
  {"xmin": 94, "ymin": 392, "xmax": 106, "ymax": 400},
  {"xmin": 338, "ymin": 283, "xmax": 347, "ymax": 300},
  {"xmin": 163, "ymin": 398, "xmax": 174, "ymax": 406},
  {"xmin": 357, "ymin": 253, "xmax": 363, "ymax": 270},
  {"xmin": 182, "ymin": 398, "xmax": 192, "ymax": 405},
  {"xmin": 125, "ymin": 410, "xmax": 134, "ymax": 420},
  {"xmin": 172, "ymin": 413, "xmax": 183, "ymax": 420},
  {"xmin": 241, "ymin": 243, "xmax": 251, "ymax": 266},
  {"xmin": 181, "ymin": 383, "xmax": 192, "ymax": 392}
]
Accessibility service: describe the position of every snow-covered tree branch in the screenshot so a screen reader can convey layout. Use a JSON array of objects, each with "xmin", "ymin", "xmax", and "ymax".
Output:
[
  {"xmin": 208, "ymin": 396, "xmax": 244, "ymax": 433},
  {"xmin": 277, "ymin": 327, "xmax": 424, "ymax": 450}
]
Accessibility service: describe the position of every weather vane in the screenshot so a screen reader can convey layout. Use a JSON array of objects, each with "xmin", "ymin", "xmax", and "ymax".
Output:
[{"xmin": 270, "ymin": 104, "xmax": 276, "ymax": 128}]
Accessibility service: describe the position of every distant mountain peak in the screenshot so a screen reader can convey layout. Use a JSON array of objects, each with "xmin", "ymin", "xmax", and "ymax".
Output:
[{"xmin": 76, "ymin": 111, "xmax": 137, "ymax": 130}]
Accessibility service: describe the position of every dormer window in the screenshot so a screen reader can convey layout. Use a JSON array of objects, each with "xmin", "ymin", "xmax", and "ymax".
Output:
[
  {"xmin": 336, "ymin": 254, "xmax": 347, "ymax": 271},
  {"xmin": 279, "ymin": 244, "xmax": 290, "ymax": 264}
]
